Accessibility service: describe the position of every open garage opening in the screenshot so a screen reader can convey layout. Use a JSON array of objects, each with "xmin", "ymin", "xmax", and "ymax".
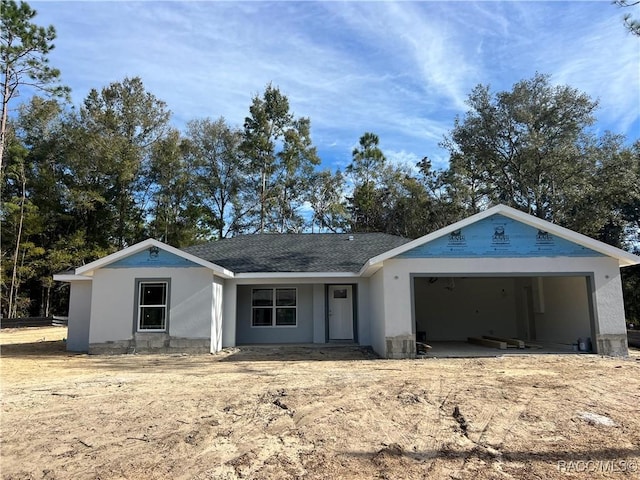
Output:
[{"xmin": 412, "ymin": 274, "xmax": 597, "ymax": 357}]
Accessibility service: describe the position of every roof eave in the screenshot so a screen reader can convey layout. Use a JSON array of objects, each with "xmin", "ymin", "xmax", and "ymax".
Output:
[
  {"xmin": 358, "ymin": 262, "xmax": 383, "ymax": 277},
  {"xmin": 53, "ymin": 274, "xmax": 93, "ymax": 282},
  {"xmin": 235, "ymin": 271, "xmax": 360, "ymax": 279}
]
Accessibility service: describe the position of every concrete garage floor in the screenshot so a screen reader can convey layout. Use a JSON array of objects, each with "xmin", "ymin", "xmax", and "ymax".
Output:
[
  {"xmin": 233, "ymin": 342, "xmax": 590, "ymax": 360},
  {"xmin": 420, "ymin": 341, "xmax": 587, "ymax": 358}
]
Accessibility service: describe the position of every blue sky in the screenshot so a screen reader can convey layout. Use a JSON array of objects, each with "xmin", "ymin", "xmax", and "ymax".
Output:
[{"xmin": 28, "ymin": 1, "xmax": 640, "ymax": 172}]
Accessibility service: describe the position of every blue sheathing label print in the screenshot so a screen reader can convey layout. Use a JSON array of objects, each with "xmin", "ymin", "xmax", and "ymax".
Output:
[
  {"xmin": 397, "ymin": 214, "xmax": 604, "ymax": 258},
  {"xmin": 108, "ymin": 249, "xmax": 201, "ymax": 268}
]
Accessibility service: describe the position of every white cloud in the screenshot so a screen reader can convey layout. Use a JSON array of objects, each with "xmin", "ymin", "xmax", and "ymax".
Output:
[
  {"xmin": 545, "ymin": 13, "xmax": 640, "ymax": 134},
  {"xmin": 27, "ymin": 0, "xmax": 640, "ymax": 176},
  {"xmin": 383, "ymin": 149, "xmax": 421, "ymax": 170}
]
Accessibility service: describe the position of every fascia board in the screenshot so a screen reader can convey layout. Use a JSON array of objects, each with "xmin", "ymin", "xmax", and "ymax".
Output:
[
  {"xmin": 53, "ymin": 274, "xmax": 93, "ymax": 282},
  {"xmin": 234, "ymin": 271, "xmax": 360, "ymax": 279}
]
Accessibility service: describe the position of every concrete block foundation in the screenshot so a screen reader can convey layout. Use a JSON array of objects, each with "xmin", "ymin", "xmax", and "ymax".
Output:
[
  {"xmin": 88, "ymin": 334, "xmax": 210, "ymax": 354},
  {"xmin": 595, "ymin": 334, "xmax": 629, "ymax": 357},
  {"xmin": 385, "ymin": 335, "xmax": 416, "ymax": 359}
]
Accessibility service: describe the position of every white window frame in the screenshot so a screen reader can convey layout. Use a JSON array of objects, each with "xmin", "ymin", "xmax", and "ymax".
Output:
[
  {"xmin": 137, "ymin": 280, "xmax": 169, "ymax": 332},
  {"xmin": 251, "ymin": 287, "xmax": 297, "ymax": 328}
]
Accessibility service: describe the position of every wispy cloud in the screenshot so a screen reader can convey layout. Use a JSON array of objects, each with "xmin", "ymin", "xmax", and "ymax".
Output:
[
  {"xmin": 542, "ymin": 10, "xmax": 640, "ymax": 134},
  {"xmin": 29, "ymin": 0, "xmax": 640, "ymax": 173}
]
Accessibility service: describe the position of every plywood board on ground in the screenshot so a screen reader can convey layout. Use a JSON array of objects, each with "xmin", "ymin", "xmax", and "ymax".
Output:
[
  {"xmin": 467, "ymin": 336, "xmax": 507, "ymax": 349},
  {"xmin": 482, "ymin": 335, "xmax": 525, "ymax": 348}
]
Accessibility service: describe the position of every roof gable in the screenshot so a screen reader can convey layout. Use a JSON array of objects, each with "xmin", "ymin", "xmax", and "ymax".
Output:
[
  {"xmin": 397, "ymin": 213, "xmax": 603, "ymax": 259},
  {"xmin": 366, "ymin": 205, "xmax": 640, "ymax": 268},
  {"xmin": 75, "ymin": 239, "xmax": 233, "ymax": 278}
]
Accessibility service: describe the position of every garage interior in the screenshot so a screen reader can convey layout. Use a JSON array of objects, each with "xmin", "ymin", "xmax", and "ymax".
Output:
[{"xmin": 412, "ymin": 274, "xmax": 596, "ymax": 357}]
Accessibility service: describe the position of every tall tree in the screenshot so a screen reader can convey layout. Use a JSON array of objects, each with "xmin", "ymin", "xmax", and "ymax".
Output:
[
  {"xmin": 241, "ymin": 84, "xmax": 320, "ymax": 233},
  {"xmin": 3, "ymin": 134, "xmax": 32, "ymax": 317},
  {"xmin": 442, "ymin": 73, "xmax": 598, "ymax": 221},
  {"xmin": 147, "ymin": 129, "xmax": 203, "ymax": 246},
  {"xmin": 346, "ymin": 132, "xmax": 386, "ymax": 232},
  {"xmin": 71, "ymin": 77, "xmax": 171, "ymax": 248},
  {"xmin": 271, "ymin": 116, "xmax": 319, "ymax": 232},
  {"xmin": 308, "ymin": 169, "xmax": 348, "ymax": 233},
  {"xmin": 1, "ymin": 96, "xmax": 107, "ymax": 318},
  {"xmin": 185, "ymin": 117, "xmax": 243, "ymax": 239},
  {"xmin": 0, "ymin": 0, "xmax": 68, "ymax": 171},
  {"xmin": 557, "ymin": 133, "xmax": 639, "ymax": 247},
  {"xmin": 380, "ymin": 158, "xmax": 464, "ymax": 239},
  {"xmin": 1, "ymin": 96, "xmax": 66, "ymax": 317}
]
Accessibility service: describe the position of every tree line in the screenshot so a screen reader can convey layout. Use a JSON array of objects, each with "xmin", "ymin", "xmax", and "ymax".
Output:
[{"xmin": 1, "ymin": 1, "xmax": 639, "ymax": 323}]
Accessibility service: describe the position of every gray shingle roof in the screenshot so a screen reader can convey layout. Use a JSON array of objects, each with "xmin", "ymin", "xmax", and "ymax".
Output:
[{"xmin": 182, "ymin": 233, "xmax": 411, "ymax": 273}]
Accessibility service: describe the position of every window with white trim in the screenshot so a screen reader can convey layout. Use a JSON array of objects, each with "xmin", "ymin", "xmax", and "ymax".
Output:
[
  {"xmin": 137, "ymin": 281, "xmax": 168, "ymax": 331},
  {"xmin": 252, "ymin": 288, "xmax": 297, "ymax": 327}
]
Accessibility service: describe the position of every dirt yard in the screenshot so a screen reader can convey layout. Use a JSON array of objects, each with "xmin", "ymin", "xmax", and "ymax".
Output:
[{"xmin": 1, "ymin": 327, "xmax": 639, "ymax": 480}]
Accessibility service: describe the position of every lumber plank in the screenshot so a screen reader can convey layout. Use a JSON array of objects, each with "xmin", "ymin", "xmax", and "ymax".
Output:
[
  {"xmin": 467, "ymin": 337, "xmax": 507, "ymax": 350},
  {"xmin": 482, "ymin": 335, "xmax": 525, "ymax": 349}
]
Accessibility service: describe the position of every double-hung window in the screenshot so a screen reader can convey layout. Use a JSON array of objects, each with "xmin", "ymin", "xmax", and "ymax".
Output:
[
  {"xmin": 137, "ymin": 281, "xmax": 168, "ymax": 331},
  {"xmin": 252, "ymin": 288, "xmax": 297, "ymax": 327}
]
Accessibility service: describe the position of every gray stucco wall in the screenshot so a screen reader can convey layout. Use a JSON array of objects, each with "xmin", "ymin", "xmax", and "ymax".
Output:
[
  {"xmin": 67, "ymin": 281, "xmax": 92, "ymax": 352},
  {"xmin": 236, "ymin": 284, "xmax": 313, "ymax": 344}
]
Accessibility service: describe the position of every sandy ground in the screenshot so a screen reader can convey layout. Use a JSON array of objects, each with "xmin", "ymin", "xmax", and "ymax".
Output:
[{"xmin": 1, "ymin": 327, "xmax": 640, "ymax": 480}]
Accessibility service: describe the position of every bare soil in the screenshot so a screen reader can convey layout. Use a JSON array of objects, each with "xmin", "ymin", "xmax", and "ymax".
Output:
[{"xmin": 1, "ymin": 327, "xmax": 639, "ymax": 479}]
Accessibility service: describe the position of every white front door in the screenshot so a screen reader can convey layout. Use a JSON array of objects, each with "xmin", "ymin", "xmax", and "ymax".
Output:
[{"xmin": 328, "ymin": 285, "xmax": 354, "ymax": 340}]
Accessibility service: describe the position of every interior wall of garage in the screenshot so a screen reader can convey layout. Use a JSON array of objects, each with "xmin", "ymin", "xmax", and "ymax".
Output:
[
  {"xmin": 533, "ymin": 276, "xmax": 593, "ymax": 344},
  {"xmin": 414, "ymin": 275, "xmax": 594, "ymax": 345},
  {"xmin": 414, "ymin": 277, "xmax": 518, "ymax": 341}
]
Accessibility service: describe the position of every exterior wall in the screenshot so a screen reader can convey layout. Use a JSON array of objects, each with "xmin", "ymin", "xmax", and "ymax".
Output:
[
  {"xmin": 380, "ymin": 265, "xmax": 415, "ymax": 358},
  {"xmin": 236, "ymin": 284, "xmax": 314, "ymax": 344},
  {"xmin": 356, "ymin": 280, "xmax": 371, "ymax": 346},
  {"xmin": 369, "ymin": 269, "xmax": 386, "ymax": 357},
  {"xmin": 229, "ymin": 277, "xmax": 370, "ymax": 347},
  {"xmin": 592, "ymin": 262, "xmax": 629, "ymax": 356},
  {"xmin": 382, "ymin": 256, "xmax": 628, "ymax": 356},
  {"xmin": 211, "ymin": 276, "xmax": 224, "ymax": 352},
  {"xmin": 312, "ymin": 284, "xmax": 325, "ymax": 343},
  {"xmin": 222, "ymin": 282, "xmax": 237, "ymax": 348},
  {"xmin": 414, "ymin": 277, "xmax": 518, "ymax": 341},
  {"xmin": 66, "ymin": 280, "xmax": 92, "ymax": 352},
  {"xmin": 88, "ymin": 267, "xmax": 216, "ymax": 353}
]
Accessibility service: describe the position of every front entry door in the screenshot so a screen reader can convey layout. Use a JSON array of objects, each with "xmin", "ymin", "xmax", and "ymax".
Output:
[{"xmin": 328, "ymin": 285, "xmax": 354, "ymax": 340}]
